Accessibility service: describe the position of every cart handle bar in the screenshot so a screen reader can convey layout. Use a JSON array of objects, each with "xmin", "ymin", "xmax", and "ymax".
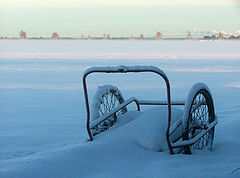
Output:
[{"xmin": 83, "ymin": 65, "xmax": 174, "ymax": 154}]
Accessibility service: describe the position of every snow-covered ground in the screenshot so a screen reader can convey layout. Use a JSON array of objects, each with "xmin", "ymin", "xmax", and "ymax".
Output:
[{"xmin": 0, "ymin": 40, "xmax": 240, "ymax": 177}]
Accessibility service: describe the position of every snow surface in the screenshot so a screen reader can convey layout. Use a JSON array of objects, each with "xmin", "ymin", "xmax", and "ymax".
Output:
[
  {"xmin": 0, "ymin": 40, "xmax": 240, "ymax": 177},
  {"xmin": 1, "ymin": 40, "xmax": 240, "ymax": 60}
]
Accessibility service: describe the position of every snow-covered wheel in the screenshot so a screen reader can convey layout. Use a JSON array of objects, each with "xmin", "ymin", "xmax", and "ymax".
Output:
[
  {"xmin": 183, "ymin": 83, "xmax": 215, "ymax": 154},
  {"xmin": 91, "ymin": 85, "xmax": 127, "ymax": 136}
]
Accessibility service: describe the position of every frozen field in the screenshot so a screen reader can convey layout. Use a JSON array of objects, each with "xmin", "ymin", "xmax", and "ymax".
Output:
[{"xmin": 0, "ymin": 40, "xmax": 240, "ymax": 177}]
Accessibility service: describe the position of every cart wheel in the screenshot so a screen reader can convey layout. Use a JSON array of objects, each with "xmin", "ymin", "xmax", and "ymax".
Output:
[
  {"xmin": 183, "ymin": 83, "xmax": 215, "ymax": 154},
  {"xmin": 91, "ymin": 85, "xmax": 127, "ymax": 136}
]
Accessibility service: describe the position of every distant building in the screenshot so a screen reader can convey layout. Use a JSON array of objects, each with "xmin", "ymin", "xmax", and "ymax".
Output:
[
  {"xmin": 19, "ymin": 30, "xmax": 27, "ymax": 39},
  {"xmin": 140, "ymin": 34, "xmax": 144, "ymax": 39},
  {"xmin": 187, "ymin": 32, "xmax": 192, "ymax": 39},
  {"xmin": 130, "ymin": 35, "xmax": 135, "ymax": 40},
  {"xmin": 229, "ymin": 35, "xmax": 237, "ymax": 39},
  {"xmin": 156, "ymin": 32, "xmax": 163, "ymax": 40},
  {"xmin": 218, "ymin": 32, "xmax": 224, "ymax": 40},
  {"xmin": 88, "ymin": 35, "xmax": 91, "ymax": 40},
  {"xmin": 103, "ymin": 33, "xmax": 111, "ymax": 40},
  {"xmin": 51, "ymin": 32, "xmax": 59, "ymax": 39},
  {"xmin": 103, "ymin": 33, "xmax": 107, "ymax": 40},
  {"xmin": 212, "ymin": 35, "xmax": 217, "ymax": 40}
]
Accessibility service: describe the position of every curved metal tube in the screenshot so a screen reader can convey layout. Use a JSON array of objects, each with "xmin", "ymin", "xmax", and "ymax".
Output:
[
  {"xmin": 82, "ymin": 65, "xmax": 173, "ymax": 154},
  {"xmin": 90, "ymin": 97, "xmax": 140, "ymax": 129}
]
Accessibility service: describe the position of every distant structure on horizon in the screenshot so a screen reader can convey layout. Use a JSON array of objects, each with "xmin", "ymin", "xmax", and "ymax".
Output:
[
  {"xmin": 2, "ymin": 29, "xmax": 239, "ymax": 40},
  {"xmin": 218, "ymin": 32, "xmax": 224, "ymax": 40},
  {"xmin": 130, "ymin": 35, "xmax": 135, "ymax": 40},
  {"xmin": 156, "ymin": 32, "xmax": 163, "ymax": 40},
  {"xmin": 103, "ymin": 33, "xmax": 111, "ymax": 40},
  {"xmin": 51, "ymin": 32, "xmax": 59, "ymax": 39},
  {"xmin": 229, "ymin": 34, "xmax": 238, "ymax": 39},
  {"xmin": 212, "ymin": 35, "xmax": 217, "ymax": 40},
  {"xmin": 19, "ymin": 30, "xmax": 27, "ymax": 39},
  {"xmin": 103, "ymin": 33, "xmax": 107, "ymax": 40},
  {"xmin": 187, "ymin": 32, "xmax": 192, "ymax": 39}
]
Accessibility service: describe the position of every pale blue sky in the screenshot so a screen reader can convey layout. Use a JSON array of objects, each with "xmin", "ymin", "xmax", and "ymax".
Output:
[{"xmin": 0, "ymin": 0, "xmax": 240, "ymax": 37}]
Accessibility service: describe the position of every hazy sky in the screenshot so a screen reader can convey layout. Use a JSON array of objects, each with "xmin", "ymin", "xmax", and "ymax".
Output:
[{"xmin": 0, "ymin": 0, "xmax": 240, "ymax": 37}]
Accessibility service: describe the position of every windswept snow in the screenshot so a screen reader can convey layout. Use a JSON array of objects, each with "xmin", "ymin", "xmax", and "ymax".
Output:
[
  {"xmin": 1, "ymin": 40, "xmax": 240, "ymax": 59},
  {"xmin": 0, "ymin": 40, "xmax": 240, "ymax": 177}
]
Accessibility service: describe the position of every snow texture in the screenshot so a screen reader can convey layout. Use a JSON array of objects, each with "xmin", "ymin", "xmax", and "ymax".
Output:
[
  {"xmin": 132, "ymin": 106, "xmax": 183, "ymax": 152},
  {"xmin": 1, "ymin": 40, "xmax": 240, "ymax": 59},
  {"xmin": 1, "ymin": 40, "xmax": 240, "ymax": 178}
]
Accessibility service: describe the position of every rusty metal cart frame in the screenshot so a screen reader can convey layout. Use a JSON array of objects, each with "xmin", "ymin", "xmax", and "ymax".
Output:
[{"xmin": 83, "ymin": 65, "xmax": 218, "ymax": 154}]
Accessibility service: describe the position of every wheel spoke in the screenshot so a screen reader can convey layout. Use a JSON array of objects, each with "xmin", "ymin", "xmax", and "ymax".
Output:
[
  {"xmin": 92, "ymin": 86, "xmax": 127, "ymax": 136},
  {"xmin": 110, "ymin": 92, "xmax": 114, "ymax": 108},
  {"xmin": 104, "ymin": 94, "xmax": 111, "ymax": 111},
  {"xmin": 102, "ymin": 99, "xmax": 108, "ymax": 112},
  {"xmin": 186, "ymin": 89, "xmax": 215, "ymax": 153}
]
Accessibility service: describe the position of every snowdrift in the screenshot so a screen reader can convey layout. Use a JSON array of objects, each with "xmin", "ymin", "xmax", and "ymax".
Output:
[{"xmin": 1, "ymin": 40, "xmax": 240, "ymax": 177}]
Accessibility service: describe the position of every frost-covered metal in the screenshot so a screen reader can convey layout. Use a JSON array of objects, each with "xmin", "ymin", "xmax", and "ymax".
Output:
[
  {"xmin": 90, "ymin": 85, "xmax": 128, "ymax": 136},
  {"xmin": 91, "ymin": 85, "xmax": 126, "ymax": 121},
  {"xmin": 181, "ymin": 83, "xmax": 217, "ymax": 153},
  {"xmin": 82, "ymin": 65, "xmax": 217, "ymax": 154},
  {"xmin": 83, "ymin": 65, "xmax": 173, "ymax": 153},
  {"xmin": 84, "ymin": 65, "xmax": 168, "ymax": 79}
]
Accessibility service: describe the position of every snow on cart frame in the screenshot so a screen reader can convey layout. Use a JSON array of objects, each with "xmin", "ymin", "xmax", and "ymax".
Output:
[{"xmin": 83, "ymin": 65, "xmax": 218, "ymax": 154}]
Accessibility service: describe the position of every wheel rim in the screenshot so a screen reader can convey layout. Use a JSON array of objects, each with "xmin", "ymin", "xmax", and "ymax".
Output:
[
  {"xmin": 189, "ymin": 90, "xmax": 214, "ymax": 150},
  {"xmin": 92, "ymin": 88, "xmax": 126, "ymax": 136},
  {"xmin": 98, "ymin": 89, "xmax": 126, "ymax": 119}
]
